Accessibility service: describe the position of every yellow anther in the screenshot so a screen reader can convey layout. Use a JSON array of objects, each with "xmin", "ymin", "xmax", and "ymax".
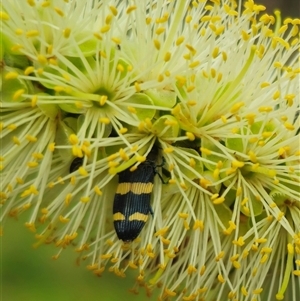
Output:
[
  {"xmin": 136, "ymin": 155, "xmax": 146, "ymax": 163},
  {"xmin": 5, "ymin": 72, "xmax": 19, "ymax": 80},
  {"xmin": 100, "ymin": 25, "xmax": 110, "ymax": 33},
  {"xmin": 273, "ymin": 90, "xmax": 280, "ymax": 100},
  {"xmin": 211, "ymin": 193, "xmax": 219, "ymax": 201},
  {"xmin": 157, "ymin": 74, "xmax": 164, "ymax": 82},
  {"xmin": 26, "ymin": 135, "xmax": 37, "ymax": 142},
  {"xmin": 13, "ymin": 89, "xmax": 25, "ymax": 100},
  {"xmin": 164, "ymin": 119, "xmax": 177, "ymax": 126},
  {"xmin": 219, "ymin": 115, "xmax": 227, "ymax": 124},
  {"xmin": 212, "ymin": 47, "xmax": 219, "ymax": 58},
  {"xmin": 187, "ymin": 265, "xmax": 197, "ymax": 274},
  {"xmin": 164, "ymin": 288, "xmax": 176, "ymax": 297},
  {"xmin": 7, "ymin": 124, "xmax": 17, "ymax": 131},
  {"xmin": 245, "ymin": 113, "xmax": 256, "ymax": 125},
  {"xmin": 232, "ymin": 237, "xmax": 245, "ymax": 246},
  {"xmin": 32, "ymin": 152, "xmax": 43, "ymax": 160},
  {"xmin": 117, "ymin": 64, "xmax": 124, "ymax": 72},
  {"xmin": 230, "ymin": 102, "xmax": 244, "ymax": 114},
  {"xmin": 99, "ymin": 117, "xmax": 110, "ymax": 124},
  {"xmin": 248, "ymin": 151, "xmax": 257, "ymax": 162},
  {"xmin": 126, "ymin": 5, "xmax": 137, "ymax": 14},
  {"xmin": 253, "ymin": 288, "xmax": 263, "ymax": 294},
  {"xmin": 215, "ymin": 251, "xmax": 225, "ymax": 261},
  {"xmin": 261, "ymin": 247, "xmax": 272, "ymax": 254},
  {"xmin": 65, "ymin": 193, "xmax": 72, "ymax": 205},
  {"xmin": 93, "ymin": 186, "xmax": 102, "ymax": 196},
  {"xmin": 0, "ymin": 11, "xmax": 10, "ymax": 20},
  {"xmin": 118, "ymin": 127, "xmax": 128, "ymax": 134},
  {"xmin": 187, "ymin": 85, "xmax": 195, "ymax": 92},
  {"xmin": 200, "ymin": 147, "xmax": 211, "ymax": 155},
  {"xmin": 189, "ymin": 61, "xmax": 200, "ymax": 68},
  {"xmin": 255, "ymin": 238, "xmax": 267, "ymax": 244},
  {"xmin": 189, "ymin": 158, "xmax": 196, "ymax": 167},
  {"xmin": 232, "ymin": 261, "xmax": 240, "ymax": 269},
  {"xmin": 59, "ymin": 215, "xmax": 70, "ymax": 223},
  {"xmin": 156, "ymin": 27, "xmax": 165, "ymax": 35},
  {"xmin": 48, "ymin": 143, "xmax": 55, "ymax": 152},
  {"xmin": 109, "ymin": 6, "xmax": 118, "ymax": 16},
  {"xmin": 232, "ymin": 160, "xmax": 244, "ymax": 168},
  {"xmin": 176, "ymin": 36, "xmax": 185, "ymax": 46},
  {"xmin": 241, "ymin": 30, "xmax": 250, "ymax": 41},
  {"xmin": 178, "ymin": 212, "xmax": 188, "ymax": 219},
  {"xmin": 163, "ymin": 147, "xmax": 174, "ymax": 153},
  {"xmin": 217, "ymin": 274, "xmax": 225, "ymax": 283},
  {"xmin": 287, "ymin": 243, "xmax": 294, "ymax": 255},
  {"xmin": 260, "ymin": 254, "xmax": 268, "ymax": 263},
  {"xmin": 78, "ymin": 167, "xmax": 88, "ymax": 176},
  {"xmin": 80, "ymin": 196, "xmax": 90, "ymax": 203},
  {"xmin": 284, "ymin": 122, "xmax": 295, "ymax": 131},
  {"xmin": 185, "ymin": 132, "xmax": 195, "ymax": 141},
  {"xmin": 193, "ymin": 220, "xmax": 204, "ymax": 231},
  {"xmin": 241, "ymin": 286, "xmax": 248, "ymax": 296},
  {"xmin": 153, "ymin": 39, "xmax": 160, "ymax": 50},
  {"xmin": 154, "ymin": 227, "xmax": 169, "ymax": 236},
  {"xmin": 162, "ymin": 52, "xmax": 171, "ymax": 62},
  {"xmin": 200, "ymin": 178, "xmax": 211, "ymax": 188},
  {"xmin": 25, "ymin": 222, "xmax": 36, "ymax": 232},
  {"xmin": 259, "ymin": 106, "xmax": 273, "ymax": 113},
  {"xmin": 69, "ymin": 134, "xmax": 79, "ymax": 145},
  {"xmin": 27, "ymin": 161, "xmax": 38, "ymax": 168},
  {"xmin": 26, "ymin": 29, "xmax": 39, "ymax": 38},
  {"xmin": 213, "ymin": 197, "xmax": 225, "ymax": 204}
]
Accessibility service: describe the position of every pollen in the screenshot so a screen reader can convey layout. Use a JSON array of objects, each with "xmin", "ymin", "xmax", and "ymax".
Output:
[
  {"xmin": 258, "ymin": 106, "xmax": 273, "ymax": 113},
  {"xmin": 176, "ymin": 36, "xmax": 185, "ymax": 46},
  {"xmin": 164, "ymin": 119, "xmax": 177, "ymax": 126},
  {"xmin": 230, "ymin": 102, "xmax": 244, "ymax": 114},
  {"xmin": 99, "ymin": 117, "xmax": 110, "ymax": 124},
  {"xmin": 69, "ymin": 134, "xmax": 79, "ymax": 145},
  {"xmin": 94, "ymin": 186, "xmax": 102, "ymax": 196},
  {"xmin": 48, "ymin": 143, "xmax": 55, "ymax": 152},
  {"xmin": 163, "ymin": 147, "xmax": 174, "ymax": 153},
  {"xmin": 213, "ymin": 196, "xmax": 225, "ymax": 204},
  {"xmin": 80, "ymin": 196, "xmax": 90, "ymax": 203},
  {"xmin": 232, "ymin": 237, "xmax": 245, "ymax": 246},
  {"xmin": 13, "ymin": 89, "xmax": 25, "ymax": 100},
  {"xmin": 232, "ymin": 160, "xmax": 245, "ymax": 168},
  {"xmin": 101, "ymin": 25, "xmax": 110, "ymax": 33},
  {"xmin": 200, "ymin": 147, "xmax": 211, "ymax": 155},
  {"xmin": 78, "ymin": 167, "xmax": 88, "ymax": 176},
  {"xmin": 27, "ymin": 161, "xmax": 38, "ymax": 168},
  {"xmin": 126, "ymin": 5, "xmax": 137, "ymax": 14},
  {"xmin": 0, "ymin": 11, "xmax": 10, "ymax": 20},
  {"xmin": 65, "ymin": 193, "xmax": 72, "ymax": 205},
  {"xmin": 119, "ymin": 127, "xmax": 128, "ymax": 134},
  {"xmin": 284, "ymin": 122, "xmax": 295, "ymax": 131},
  {"xmin": 248, "ymin": 151, "xmax": 257, "ymax": 162},
  {"xmin": 217, "ymin": 274, "xmax": 225, "ymax": 283},
  {"xmin": 26, "ymin": 135, "xmax": 37, "ymax": 142}
]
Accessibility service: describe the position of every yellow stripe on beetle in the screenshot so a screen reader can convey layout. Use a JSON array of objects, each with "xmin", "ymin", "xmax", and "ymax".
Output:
[
  {"xmin": 128, "ymin": 212, "xmax": 149, "ymax": 222},
  {"xmin": 113, "ymin": 212, "xmax": 126, "ymax": 221},
  {"xmin": 116, "ymin": 182, "xmax": 154, "ymax": 195}
]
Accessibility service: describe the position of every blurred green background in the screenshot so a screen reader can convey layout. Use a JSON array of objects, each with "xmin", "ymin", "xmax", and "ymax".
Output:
[
  {"xmin": 1, "ymin": 216, "xmax": 158, "ymax": 301},
  {"xmin": 1, "ymin": 1, "xmax": 299, "ymax": 300}
]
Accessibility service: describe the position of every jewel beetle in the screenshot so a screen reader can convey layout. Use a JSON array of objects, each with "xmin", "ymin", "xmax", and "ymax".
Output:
[{"xmin": 113, "ymin": 146, "xmax": 158, "ymax": 242}]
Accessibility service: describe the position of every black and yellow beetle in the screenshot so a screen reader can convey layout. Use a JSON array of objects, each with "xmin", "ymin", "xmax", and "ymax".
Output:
[{"xmin": 113, "ymin": 147, "xmax": 158, "ymax": 242}]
